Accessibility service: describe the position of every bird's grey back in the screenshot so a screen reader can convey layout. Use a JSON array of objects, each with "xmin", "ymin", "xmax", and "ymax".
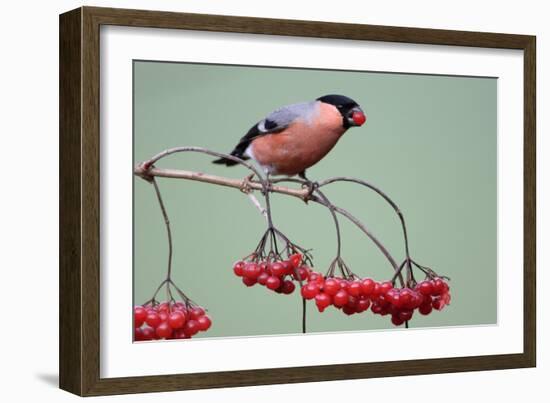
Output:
[{"xmin": 258, "ymin": 100, "xmax": 319, "ymax": 132}]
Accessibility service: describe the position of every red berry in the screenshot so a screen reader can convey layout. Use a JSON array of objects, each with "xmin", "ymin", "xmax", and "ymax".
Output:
[
  {"xmin": 361, "ymin": 278, "xmax": 376, "ymax": 295},
  {"xmin": 134, "ymin": 327, "xmax": 144, "ymax": 341},
  {"xmin": 233, "ymin": 261, "xmax": 245, "ymax": 277},
  {"xmin": 348, "ymin": 281, "xmax": 362, "ymax": 297},
  {"xmin": 372, "ymin": 282, "xmax": 382, "ymax": 297},
  {"xmin": 301, "ymin": 283, "xmax": 320, "ymax": 299},
  {"xmin": 384, "ymin": 287, "xmax": 399, "ymax": 303},
  {"xmin": 371, "ymin": 302, "xmax": 383, "ymax": 314},
  {"xmin": 190, "ymin": 307, "xmax": 205, "ymax": 319},
  {"xmin": 173, "ymin": 329, "xmax": 190, "ymax": 339},
  {"xmin": 266, "ymin": 276, "xmax": 282, "ymax": 290},
  {"xmin": 243, "ymin": 263, "xmax": 261, "ymax": 279},
  {"xmin": 339, "ymin": 280, "xmax": 350, "ymax": 291},
  {"xmin": 347, "ymin": 295, "xmax": 358, "ymax": 308},
  {"xmin": 281, "ymin": 280, "xmax": 296, "ymax": 294},
  {"xmin": 155, "ymin": 322, "xmax": 172, "ymax": 339},
  {"xmin": 398, "ymin": 309, "xmax": 414, "ymax": 321},
  {"xmin": 356, "ymin": 297, "xmax": 371, "ymax": 312},
  {"xmin": 270, "ymin": 262, "xmax": 286, "ymax": 277},
  {"xmin": 280, "ymin": 260, "xmax": 293, "ymax": 275},
  {"xmin": 242, "ymin": 277, "xmax": 257, "ymax": 287},
  {"xmin": 184, "ymin": 319, "xmax": 200, "ymax": 336},
  {"xmin": 333, "ymin": 290, "xmax": 350, "ymax": 307},
  {"xmin": 289, "ymin": 253, "xmax": 302, "ymax": 268},
  {"xmin": 416, "ymin": 280, "xmax": 433, "ymax": 296},
  {"xmin": 259, "ymin": 262, "xmax": 269, "ymax": 272},
  {"xmin": 308, "ymin": 272, "xmax": 325, "ymax": 284},
  {"xmin": 391, "ymin": 315, "xmax": 405, "ymax": 326},
  {"xmin": 432, "ymin": 298, "xmax": 446, "ymax": 310},
  {"xmin": 145, "ymin": 312, "xmax": 161, "ymax": 328},
  {"xmin": 379, "ymin": 281, "xmax": 393, "ymax": 295},
  {"xmin": 419, "ymin": 303, "xmax": 433, "ymax": 315},
  {"xmin": 432, "ymin": 278, "xmax": 447, "ymax": 295},
  {"xmin": 196, "ymin": 315, "xmax": 212, "ymax": 331},
  {"xmin": 352, "ymin": 110, "xmax": 366, "ymax": 126},
  {"xmin": 134, "ymin": 306, "xmax": 147, "ymax": 327},
  {"xmin": 315, "ymin": 293, "xmax": 332, "ymax": 312},
  {"xmin": 292, "ymin": 266, "xmax": 309, "ymax": 281},
  {"xmin": 141, "ymin": 326, "xmax": 155, "ymax": 340},
  {"xmin": 342, "ymin": 305, "xmax": 356, "ymax": 315},
  {"xmin": 158, "ymin": 311, "xmax": 169, "ymax": 322},
  {"xmin": 399, "ymin": 288, "xmax": 414, "ymax": 309},
  {"xmin": 168, "ymin": 311, "xmax": 186, "ymax": 329},
  {"xmin": 323, "ymin": 278, "xmax": 340, "ymax": 296},
  {"xmin": 257, "ymin": 272, "xmax": 269, "ymax": 285}
]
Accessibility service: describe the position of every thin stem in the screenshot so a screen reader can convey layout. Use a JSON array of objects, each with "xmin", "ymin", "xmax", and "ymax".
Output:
[
  {"xmin": 267, "ymin": 177, "xmax": 400, "ymax": 274},
  {"xmin": 302, "ymin": 298, "xmax": 306, "ymax": 334},
  {"xmin": 136, "ymin": 146, "xmax": 271, "ymax": 202},
  {"xmin": 318, "ymin": 177, "xmax": 413, "ymax": 271},
  {"xmin": 137, "ymin": 151, "xmax": 405, "ymax": 287},
  {"xmin": 149, "ymin": 279, "xmax": 169, "ymax": 302},
  {"xmin": 152, "ymin": 178, "xmax": 173, "ymax": 280},
  {"xmin": 313, "ymin": 188, "xmax": 342, "ymax": 258},
  {"xmin": 263, "ymin": 173, "xmax": 275, "ymax": 229}
]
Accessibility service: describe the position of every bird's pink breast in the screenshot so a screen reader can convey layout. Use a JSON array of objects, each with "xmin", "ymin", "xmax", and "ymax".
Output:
[{"xmin": 250, "ymin": 103, "xmax": 346, "ymax": 175}]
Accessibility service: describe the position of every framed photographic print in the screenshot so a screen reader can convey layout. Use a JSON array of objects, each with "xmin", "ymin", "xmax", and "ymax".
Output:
[{"xmin": 59, "ymin": 6, "xmax": 536, "ymax": 396}]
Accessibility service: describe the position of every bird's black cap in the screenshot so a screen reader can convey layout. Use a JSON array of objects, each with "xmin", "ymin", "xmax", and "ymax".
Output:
[{"xmin": 317, "ymin": 94, "xmax": 359, "ymax": 108}]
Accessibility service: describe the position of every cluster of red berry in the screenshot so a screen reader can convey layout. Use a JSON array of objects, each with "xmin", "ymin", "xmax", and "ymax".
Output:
[
  {"xmin": 300, "ymin": 272, "xmax": 451, "ymax": 326},
  {"xmin": 134, "ymin": 301, "xmax": 212, "ymax": 341},
  {"xmin": 232, "ymin": 253, "xmax": 311, "ymax": 294}
]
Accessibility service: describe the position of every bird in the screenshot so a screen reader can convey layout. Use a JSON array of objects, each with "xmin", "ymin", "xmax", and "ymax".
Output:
[{"xmin": 212, "ymin": 94, "xmax": 366, "ymax": 182}]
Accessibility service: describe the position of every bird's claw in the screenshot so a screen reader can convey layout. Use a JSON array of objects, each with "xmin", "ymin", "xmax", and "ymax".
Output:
[
  {"xmin": 261, "ymin": 180, "xmax": 273, "ymax": 196},
  {"xmin": 301, "ymin": 181, "xmax": 319, "ymax": 203},
  {"xmin": 240, "ymin": 174, "xmax": 255, "ymax": 194}
]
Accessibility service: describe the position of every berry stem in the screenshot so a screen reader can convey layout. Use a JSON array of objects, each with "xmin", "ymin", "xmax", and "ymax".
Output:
[
  {"xmin": 151, "ymin": 178, "xmax": 173, "ymax": 281},
  {"xmin": 312, "ymin": 187, "xmax": 342, "ymax": 258},
  {"xmin": 317, "ymin": 177, "xmax": 414, "ymax": 272}
]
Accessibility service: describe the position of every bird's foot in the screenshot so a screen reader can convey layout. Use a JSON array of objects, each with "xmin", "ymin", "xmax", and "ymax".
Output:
[
  {"xmin": 261, "ymin": 179, "xmax": 274, "ymax": 196},
  {"xmin": 301, "ymin": 180, "xmax": 319, "ymax": 203},
  {"xmin": 239, "ymin": 174, "xmax": 256, "ymax": 194}
]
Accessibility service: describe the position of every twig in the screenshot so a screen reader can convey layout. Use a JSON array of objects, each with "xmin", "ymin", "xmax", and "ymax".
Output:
[
  {"xmin": 151, "ymin": 178, "xmax": 173, "ymax": 280},
  {"xmin": 318, "ymin": 177, "xmax": 413, "ymax": 273},
  {"xmin": 136, "ymin": 164, "xmax": 400, "ymax": 273},
  {"xmin": 247, "ymin": 193, "xmax": 268, "ymax": 219},
  {"xmin": 136, "ymin": 166, "xmax": 310, "ymax": 200}
]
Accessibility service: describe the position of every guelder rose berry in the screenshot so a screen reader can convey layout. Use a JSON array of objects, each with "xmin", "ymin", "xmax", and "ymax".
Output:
[
  {"xmin": 233, "ymin": 254, "xmax": 307, "ymax": 296},
  {"xmin": 134, "ymin": 301, "xmax": 212, "ymax": 341},
  {"xmin": 298, "ymin": 273, "xmax": 450, "ymax": 326},
  {"xmin": 315, "ymin": 293, "xmax": 332, "ymax": 312}
]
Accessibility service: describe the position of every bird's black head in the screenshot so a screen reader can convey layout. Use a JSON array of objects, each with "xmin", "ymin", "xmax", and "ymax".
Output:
[{"xmin": 317, "ymin": 94, "xmax": 366, "ymax": 129}]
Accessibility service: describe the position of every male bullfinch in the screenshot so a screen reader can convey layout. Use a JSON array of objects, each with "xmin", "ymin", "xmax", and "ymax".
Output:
[{"xmin": 213, "ymin": 94, "xmax": 366, "ymax": 180}]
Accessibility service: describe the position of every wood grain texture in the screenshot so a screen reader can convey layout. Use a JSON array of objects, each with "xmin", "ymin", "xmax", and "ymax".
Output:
[
  {"xmin": 58, "ymin": 6, "xmax": 537, "ymax": 396},
  {"xmin": 59, "ymin": 8, "xmax": 82, "ymax": 396},
  {"xmin": 523, "ymin": 38, "xmax": 536, "ymax": 367}
]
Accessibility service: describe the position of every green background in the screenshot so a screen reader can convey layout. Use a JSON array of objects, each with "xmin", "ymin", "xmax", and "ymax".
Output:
[{"xmin": 133, "ymin": 61, "xmax": 497, "ymax": 338}]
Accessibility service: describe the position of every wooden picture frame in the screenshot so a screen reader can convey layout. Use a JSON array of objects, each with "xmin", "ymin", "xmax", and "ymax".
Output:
[{"xmin": 59, "ymin": 6, "xmax": 536, "ymax": 396}]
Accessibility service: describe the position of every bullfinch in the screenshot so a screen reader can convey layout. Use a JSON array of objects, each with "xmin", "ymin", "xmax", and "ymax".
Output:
[{"xmin": 213, "ymin": 94, "xmax": 366, "ymax": 180}]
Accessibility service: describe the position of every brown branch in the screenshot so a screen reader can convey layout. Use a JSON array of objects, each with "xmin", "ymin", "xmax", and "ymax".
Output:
[
  {"xmin": 135, "ymin": 165, "xmax": 310, "ymax": 201},
  {"xmin": 135, "ymin": 162, "xmax": 400, "ymax": 272}
]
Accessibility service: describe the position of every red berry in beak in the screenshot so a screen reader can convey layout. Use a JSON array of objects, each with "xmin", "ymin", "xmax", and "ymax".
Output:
[{"xmin": 352, "ymin": 111, "xmax": 366, "ymax": 126}]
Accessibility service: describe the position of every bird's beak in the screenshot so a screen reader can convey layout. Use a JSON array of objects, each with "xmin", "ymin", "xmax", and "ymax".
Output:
[{"xmin": 347, "ymin": 107, "xmax": 366, "ymax": 127}]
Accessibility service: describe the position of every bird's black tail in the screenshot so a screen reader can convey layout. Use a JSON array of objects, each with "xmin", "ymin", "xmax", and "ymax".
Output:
[{"xmin": 212, "ymin": 143, "xmax": 250, "ymax": 166}]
